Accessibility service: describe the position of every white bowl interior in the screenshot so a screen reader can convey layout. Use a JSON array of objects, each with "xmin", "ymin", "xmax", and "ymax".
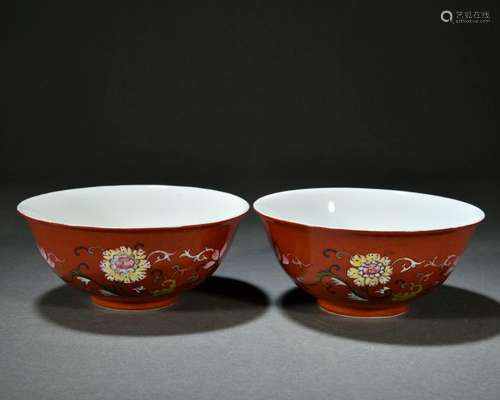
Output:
[
  {"xmin": 254, "ymin": 188, "xmax": 484, "ymax": 232},
  {"xmin": 18, "ymin": 185, "xmax": 249, "ymax": 229}
]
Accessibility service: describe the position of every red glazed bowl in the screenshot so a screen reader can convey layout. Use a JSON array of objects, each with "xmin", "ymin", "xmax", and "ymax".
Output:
[
  {"xmin": 18, "ymin": 185, "xmax": 249, "ymax": 311},
  {"xmin": 254, "ymin": 188, "xmax": 485, "ymax": 318}
]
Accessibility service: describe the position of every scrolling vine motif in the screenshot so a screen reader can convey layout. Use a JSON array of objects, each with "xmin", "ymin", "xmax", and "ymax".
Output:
[
  {"xmin": 281, "ymin": 247, "xmax": 460, "ymax": 303},
  {"xmin": 68, "ymin": 243, "xmax": 224, "ymax": 297}
]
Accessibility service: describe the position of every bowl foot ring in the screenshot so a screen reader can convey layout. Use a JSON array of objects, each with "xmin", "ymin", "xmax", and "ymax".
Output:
[
  {"xmin": 318, "ymin": 300, "xmax": 409, "ymax": 318},
  {"xmin": 91, "ymin": 295, "xmax": 178, "ymax": 311}
]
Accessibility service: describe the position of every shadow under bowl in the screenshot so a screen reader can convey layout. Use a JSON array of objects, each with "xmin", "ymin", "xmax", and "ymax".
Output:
[
  {"xmin": 36, "ymin": 276, "xmax": 270, "ymax": 336},
  {"xmin": 279, "ymin": 285, "xmax": 500, "ymax": 345}
]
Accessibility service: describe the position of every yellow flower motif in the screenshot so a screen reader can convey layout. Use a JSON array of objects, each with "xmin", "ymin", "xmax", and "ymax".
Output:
[
  {"xmin": 392, "ymin": 285, "xmax": 423, "ymax": 302},
  {"xmin": 347, "ymin": 253, "xmax": 393, "ymax": 287},
  {"xmin": 151, "ymin": 280, "xmax": 176, "ymax": 297},
  {"xmin": 100, "ymin": 246, "xmax": 150, "ymax": 283}
]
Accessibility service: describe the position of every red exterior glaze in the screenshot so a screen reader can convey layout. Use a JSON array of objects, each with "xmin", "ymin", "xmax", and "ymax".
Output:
[
  {"xmin": 23, "ymin": 216, "xmax": 243, "ymax": 310},
  {"xmin": 258, "ymin": 214, "xmax": 480, "ymax": 317}
]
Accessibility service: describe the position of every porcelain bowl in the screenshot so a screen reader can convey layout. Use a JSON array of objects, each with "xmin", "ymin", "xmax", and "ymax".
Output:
[
  {"xmin": 254, "ymin": 188, "xmax": 484, "ymax": 318},
  {"xmin": 18, "ymin": 185, "xmax": 249, "ymax": 311}
]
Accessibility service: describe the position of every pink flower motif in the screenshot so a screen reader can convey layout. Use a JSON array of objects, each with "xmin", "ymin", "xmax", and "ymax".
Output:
[
  {"xmin": 38, "ymin": 245, "xmax": 56, "ymax": 268},
  {"xmin": 38, "ymin": 246, "xmax": 47, "ymax": 259},
  {"xmin": 220, "ymin": 243, "xmax": 228, "ymax": 258},
  {"xmin": 112, "ymin": 255, "xmax": 136, "ymax": 272},
  {"xmin": 282, "ymin": 254, "xmax": 290, "ymax": 265},
  {"xmin": 203, "ymin": 261, "xmax": 217, "ymax": 270}
]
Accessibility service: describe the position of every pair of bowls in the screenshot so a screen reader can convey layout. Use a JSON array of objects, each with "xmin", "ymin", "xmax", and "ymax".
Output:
[{"xmin": 18, "ymin": 185, "xmax": 484, "ymax": 317}]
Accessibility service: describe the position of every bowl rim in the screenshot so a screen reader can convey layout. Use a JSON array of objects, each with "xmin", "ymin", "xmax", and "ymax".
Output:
[
  {"xmin": 253, "ymin": 187, "xmax": 485, "ymax": 233},
  {"xmin": 17, "ymin": 184, "xmax": 250, "ymax": 231}
]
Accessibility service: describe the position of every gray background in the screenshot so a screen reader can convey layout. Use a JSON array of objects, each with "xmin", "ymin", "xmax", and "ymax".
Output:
[{"xmin": 2, "ymin": 1, "xmax": 499, "ymax": 400}]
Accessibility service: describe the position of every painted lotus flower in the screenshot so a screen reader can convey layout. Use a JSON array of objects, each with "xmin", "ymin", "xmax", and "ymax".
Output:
[
  {"xmin": 100, "ymin": 246, "xmax": 151, "ymax": 283},
  {"xmin": 347, "ymin": 253, "xmax": 393, "ymax": 287}
]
